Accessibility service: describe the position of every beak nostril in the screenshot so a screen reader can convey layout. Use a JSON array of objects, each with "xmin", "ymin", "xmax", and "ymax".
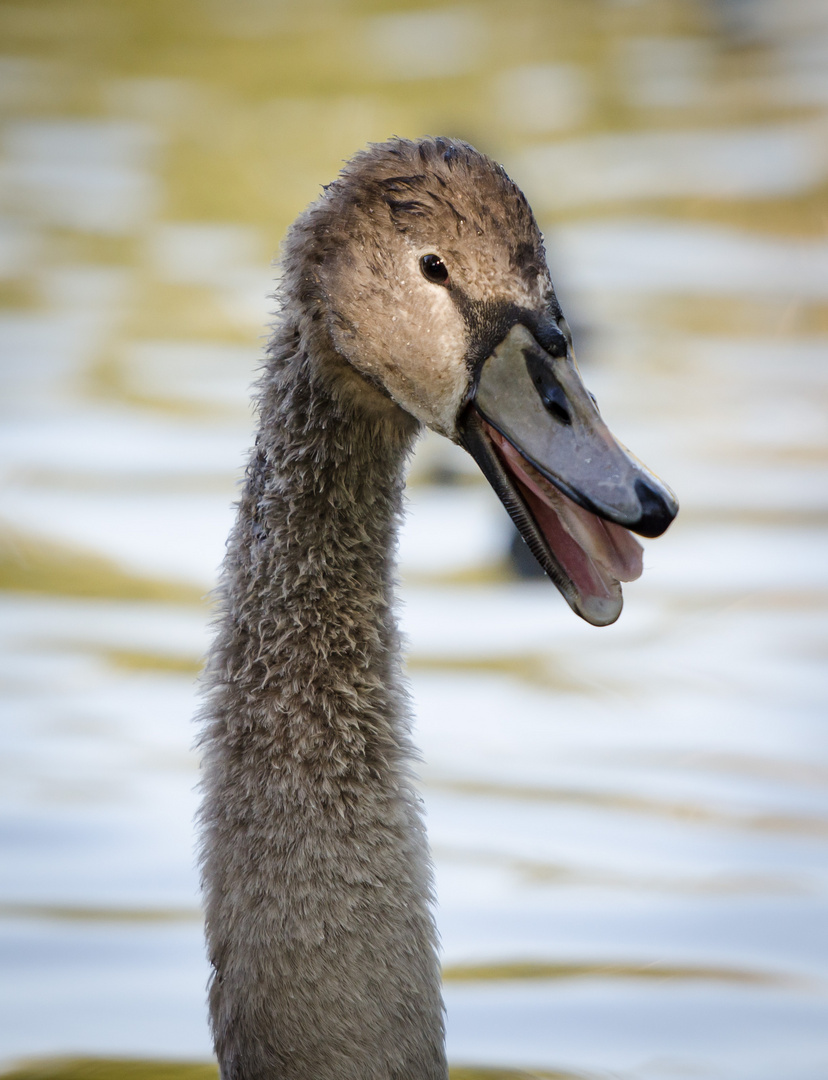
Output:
[
  {"xmin": 527, "ymin": 351, "xmax": 573, "ymax": 425},
  {"xmin": 545, "ymin": 399, "xmax": 571, "ymax": 425},
  {"xmin": 540, "ymin": 384, "xmax": 572, "ymax": 425},
  {"xmin": 633, "ymin": 478, "xmax": 677, "ymax": 538}
]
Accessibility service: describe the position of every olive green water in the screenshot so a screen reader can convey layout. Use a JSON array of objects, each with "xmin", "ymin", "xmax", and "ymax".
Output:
[{"xmin": 1, "ymin": 1, "xmax": 827, "ymax": 1078}]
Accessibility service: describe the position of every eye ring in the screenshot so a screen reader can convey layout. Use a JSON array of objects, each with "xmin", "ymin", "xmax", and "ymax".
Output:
[{"xmin": 420, "ymin": 254, "xmax": 449, "ymax": 285}]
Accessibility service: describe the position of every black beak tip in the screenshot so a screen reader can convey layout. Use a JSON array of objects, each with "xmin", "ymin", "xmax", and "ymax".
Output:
[{"xmin": 633, "ymin": 478, "xmax": 679, "ymax": 538}]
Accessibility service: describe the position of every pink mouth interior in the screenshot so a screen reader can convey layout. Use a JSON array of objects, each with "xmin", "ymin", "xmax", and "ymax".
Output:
[{"xmin": 485, "ymin": 423, "xmax": 643, "ymax": 613}]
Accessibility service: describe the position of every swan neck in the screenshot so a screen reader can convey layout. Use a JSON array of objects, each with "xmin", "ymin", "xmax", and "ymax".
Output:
[{"xmin": 199, "ymin": 324, "xmax": 447, "ymax": 1080}]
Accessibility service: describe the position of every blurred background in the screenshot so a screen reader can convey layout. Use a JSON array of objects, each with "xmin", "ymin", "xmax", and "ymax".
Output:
[{"xmin": 1, "ymin": 0, "xmax": 827, "ymax": 1078}]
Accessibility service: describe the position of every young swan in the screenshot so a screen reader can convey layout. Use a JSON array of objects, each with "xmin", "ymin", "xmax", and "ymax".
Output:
[{"xmin": 199, "ymin": 136, "xmax": 677, "ymax": 1080}]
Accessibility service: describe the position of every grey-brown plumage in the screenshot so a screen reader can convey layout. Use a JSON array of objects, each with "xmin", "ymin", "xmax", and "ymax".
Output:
[{"xmin": 198, "ymin": 136, "xmax": 677, "ymax": 1080}]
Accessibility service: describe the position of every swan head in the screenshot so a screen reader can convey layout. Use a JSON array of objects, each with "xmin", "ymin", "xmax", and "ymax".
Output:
[{"xmin": 287, "ymin": 136, "xmax": 678, "ymax": 626}]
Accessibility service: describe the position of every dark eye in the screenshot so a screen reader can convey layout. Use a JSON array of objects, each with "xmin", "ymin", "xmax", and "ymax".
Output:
[{"xmin": 420, "ymin": 254, "xmax": 449, "ymax": 285}]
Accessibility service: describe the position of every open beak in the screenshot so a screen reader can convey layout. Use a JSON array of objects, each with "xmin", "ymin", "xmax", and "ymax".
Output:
[{"xmin": 457, "ymin": 323, "xmax": 678, "ymax": 626}]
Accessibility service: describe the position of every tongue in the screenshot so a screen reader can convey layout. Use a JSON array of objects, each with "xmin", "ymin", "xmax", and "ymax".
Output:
[{"xmin": 488, "ymin": 426, "xmax": 643, "ymax": 602}]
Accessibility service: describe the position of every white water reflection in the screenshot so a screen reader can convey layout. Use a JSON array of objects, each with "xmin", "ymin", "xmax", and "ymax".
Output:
[
  {"xmin": 492, "ymin": 64, "xmax": 591, "ymax": 134},
  {"xmin": 3, "ymin": 121, "xmax": 159, "ymax": 234},
  {"xmin": 360, "ymin": 9, "xmax": 488, "ymax": 81},
  {"xmin": 517, "ymin": 122, "xmax": 828, "ymax": 210},
  {"xmin": 550, "ymin": 220, "xmax": 828, "ymax": 297},
  {"xmin": 616, "ymin": 37, "xmax": 713, "ymax": 109}
]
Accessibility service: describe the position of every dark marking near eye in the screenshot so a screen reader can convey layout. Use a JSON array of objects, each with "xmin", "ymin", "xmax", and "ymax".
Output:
[
  {"xmin": 451, "ymin": 291, "xmax": 566, "ymax": 373},
  {"xmin": 454, "ymin": 295, "xmax": 525, "ymax": 369}
]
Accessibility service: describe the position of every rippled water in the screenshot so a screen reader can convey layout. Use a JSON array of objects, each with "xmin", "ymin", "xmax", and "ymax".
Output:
[{"xmin": 1, "ymin": 2, "xmax": 827, "ymax": 1078}]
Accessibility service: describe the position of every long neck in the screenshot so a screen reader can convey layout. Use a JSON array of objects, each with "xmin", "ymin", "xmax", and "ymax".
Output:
[{"xmin": 199, "ymin": 324, "xmax": 447, "ymax": 1080}]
